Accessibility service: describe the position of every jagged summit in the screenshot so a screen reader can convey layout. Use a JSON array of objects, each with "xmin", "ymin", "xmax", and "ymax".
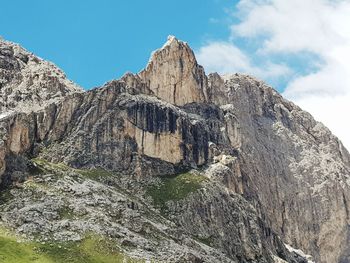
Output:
[
  {"xmin": 138, "ymin": 35, "xmax": 208, "ymax": 105},
  {"xmin": 161, "ymin": 35, "xmax": 179, "ymax": 48},
  {"xmin": 147, "ymin": 35, "xmax": 193, "ymax": 65}
]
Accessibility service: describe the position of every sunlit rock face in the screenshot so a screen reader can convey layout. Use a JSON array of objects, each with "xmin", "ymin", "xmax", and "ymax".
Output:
[
  {"xmin": 139, "ymin": 35, "xmax": 208, "ymax": 105},
  {"xmin": 0, "ymin": 38, "xmax": 82, "ymax": 113},
  {"xmin": 208, "ymin": 73, "xmax": 350, "ymax": 263},
  {"xmin": 0, "ymin": 36, "xmax": 350, "ymax": 263}
]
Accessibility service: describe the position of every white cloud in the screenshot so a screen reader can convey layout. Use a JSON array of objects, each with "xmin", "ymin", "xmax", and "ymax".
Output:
[
  {"xmin": 197, "ymin": 42, "xmax": 252, "ymax": 74},
  {"xmin": 196, "ymin": 0, "xmax": 350, "ymax": 150},
  {"xmin": 233, "ymin": 0, "xmax": 347, "ymax": 54},
  {"xmin": 294, "ymin": 94, "xmax": 350, "ymax": 149},
  {"xmin": 196, "ymin": 41, "xmax": 292, "ymax": 79}
]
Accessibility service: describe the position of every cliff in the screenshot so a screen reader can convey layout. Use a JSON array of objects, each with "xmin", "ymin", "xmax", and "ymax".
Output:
[{"xmin": 0, "ymin": 36, "xmax": 349, "ymax": 263}]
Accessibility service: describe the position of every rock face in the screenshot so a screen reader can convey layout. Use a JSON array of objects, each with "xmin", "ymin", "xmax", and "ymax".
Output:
[
  {"xmin": 209, "ymin": 74, "xmax": 350, "ymax": 263},
  {"xmin": 0, "ymin": 82, "xmax": 236, "ymax": 180},
  {"xmin": 139, "ymin": 36, "xmax": 208, "ymax": 105},
  {"xmin": 0, "ymin": 38, "xmax": 82, "ymax": 113},
  {"xmin": 0, "ymin": 36, "xmax": 349, "ymax": 263}
]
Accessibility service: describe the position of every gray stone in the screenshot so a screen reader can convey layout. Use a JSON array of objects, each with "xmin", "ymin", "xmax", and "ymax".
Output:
[{"xmin": 1, "ymin": 36, "xmax": 347, "ymax": 263}]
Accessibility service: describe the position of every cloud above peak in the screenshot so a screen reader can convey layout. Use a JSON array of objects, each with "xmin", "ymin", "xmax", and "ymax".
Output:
[
  {"xmin": 196, "ymin": 41, "xmax": 292, "ymax": 79},
  {"xmin": 196, "ymin": 0, "xmax": 350, "ymax": 150}
]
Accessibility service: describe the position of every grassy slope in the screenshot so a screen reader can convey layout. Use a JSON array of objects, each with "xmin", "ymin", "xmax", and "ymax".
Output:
[
  {"xmin": 0, "ymin": 229, "xmax": 142, "ymax": 263},
  {"xmin": 1, "ymin": 160, "xmax": 144, "ymax": 262},
  {"xmin": 3, "ymin": 158, "xmax": 206, "ymax": 261},
  {"xmin": 146, "ymin": 172, "xmax": 207, "ymax": 212},
  {"xmin": 31, "ymin": 158, "xmax": 114, "ymax": 181}
]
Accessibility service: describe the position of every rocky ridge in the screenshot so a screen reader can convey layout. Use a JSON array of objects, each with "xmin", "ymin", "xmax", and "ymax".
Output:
[
  {"xmin": 0, "ymin": 38, "xmax": 82, "ymax": 113},
  {"xmin": 0, "ymin": 35, "xmax": 349, "ymax": 263}
]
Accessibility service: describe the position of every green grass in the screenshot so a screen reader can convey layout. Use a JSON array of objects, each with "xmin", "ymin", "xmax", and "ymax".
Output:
[
  {"xmin": 146, "ymin": 172, "xmax": 207, "ymax": 212},
  {"xmin": 75, "ymin": 168, "xmax": 113, "ymax": 180},
  {"xmin": 0, "ymin": 229, "xmax": 143, "ymax": 263},
  {"xmin": 32, "ymin": 158, "xmax": 113, "ymax": 181},
  {"xmin": 195, "ymin": 236, "xmax": 214, "ymax": 247},
  {"xmin": 31, "ymin": 158, "xmax": 71, "ymax": 174},
  {"xmin": 58, "ymin": 206, "xmax": 75, "ymax": 220}
]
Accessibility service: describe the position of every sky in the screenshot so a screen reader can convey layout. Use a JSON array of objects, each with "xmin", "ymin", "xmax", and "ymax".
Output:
[{"xmin": 1, "ymin": 0, "xmax": 350, "ymax": 150}]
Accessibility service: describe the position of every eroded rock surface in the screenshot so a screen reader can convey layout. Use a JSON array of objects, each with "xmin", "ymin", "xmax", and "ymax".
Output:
[
  {"xmin": 209, "ymin": 74, "xmax": 350, "ymax": 263},
  {"xmin": 0, "ymin": 36, "xmax": 348, "ymax": 263},
  {"xmin": 139, "ymin": 36, "xmax": 208, "ymax": 105},
  {"xmin": 0, "ymin": 38, "xmax": 82, "ymax": 113}
]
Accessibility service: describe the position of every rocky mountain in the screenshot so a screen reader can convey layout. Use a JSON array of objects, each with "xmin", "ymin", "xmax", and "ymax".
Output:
[
  {"xmin": 0, "ymin": 38, "xmax": 82, "ymax": 114},
  {"xmin": 0, "ymin": 36, "xmax": 349, "ymax": 263}
]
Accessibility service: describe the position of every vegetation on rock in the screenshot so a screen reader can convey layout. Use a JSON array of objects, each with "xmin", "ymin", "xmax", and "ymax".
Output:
[
  {"xmin": 0, "ymin": 228, "xmax": 143, "ymax": 263},
  {"xmin": 146, "ymin": 172, "xmax": 207, "ymax": 211}
]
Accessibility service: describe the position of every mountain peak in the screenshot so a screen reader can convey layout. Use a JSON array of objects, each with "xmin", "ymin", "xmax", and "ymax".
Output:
[
  {"xmin": 139, "ymin": 36, "xmax": 208, "ymax": 105},
  {"xmin": 0, "ymin": 38, "xmax": 82, "ymax": 112},
  {"xmin": 161, "ymin": 35, "xmax": 179, "ymax": 48}
]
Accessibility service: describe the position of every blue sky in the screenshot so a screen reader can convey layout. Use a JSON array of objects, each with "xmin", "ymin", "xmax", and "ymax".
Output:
[{"xmin": 0, "ymin": 0, "xmax": 236, "ymax": 89}]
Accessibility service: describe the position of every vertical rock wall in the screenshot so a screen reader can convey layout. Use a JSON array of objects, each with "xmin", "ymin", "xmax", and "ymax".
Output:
[{"xmin": 139, "ymin": 36, "xmax": 208, "ymax": 106}]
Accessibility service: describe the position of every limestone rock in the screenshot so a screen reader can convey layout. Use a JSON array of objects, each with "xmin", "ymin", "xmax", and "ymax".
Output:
[
  {"xmin": 0, "ymin": 36, "xmax": 349, "ymax": 263},
  {"xmin": 0, "ymin": 38, "xmax": 82, "ymax": 113},
  {"xmin": 0, "ymin": 81, "xmax": 237, "ymax": 180},
  {"xmin": 139, "ymin": 36, "xmax": 208, "ymax": 105},
  {"xmin": 208, "ymin": 73, "xmax": 350, "ymax": 263}
]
